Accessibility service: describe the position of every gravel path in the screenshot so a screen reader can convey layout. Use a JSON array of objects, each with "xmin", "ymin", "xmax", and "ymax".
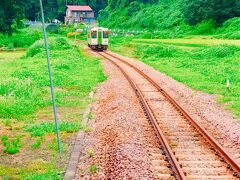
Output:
[{"xmin": 108, "ymin": 51, "xmax": 240, "ymax": 164}]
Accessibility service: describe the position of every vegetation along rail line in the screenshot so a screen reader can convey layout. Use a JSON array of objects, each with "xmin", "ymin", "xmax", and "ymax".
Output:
[{"xmin": 98, "ymin": 50, "xmax": 240, "ymax": 179}]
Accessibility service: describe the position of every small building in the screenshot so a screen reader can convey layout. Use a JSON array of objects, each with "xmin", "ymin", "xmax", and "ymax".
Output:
[{"xmin": 65, "ymin": 5, "xmax": 95, "ymax": 24}]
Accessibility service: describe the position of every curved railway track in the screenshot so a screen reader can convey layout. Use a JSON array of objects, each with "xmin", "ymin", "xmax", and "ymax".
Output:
[{"xmin": 97, "ymin": 50, "xmax": 240, "ymax": 179}]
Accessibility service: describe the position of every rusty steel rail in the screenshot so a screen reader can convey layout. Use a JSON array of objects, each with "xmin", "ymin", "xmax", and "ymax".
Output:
[
  {"xmin": 102, "ymin": 51, "xmax": 240, "ymax": 178},
  {"xmin": 98, "ymin": 52, "xmax": 186, "ymax": 180}
]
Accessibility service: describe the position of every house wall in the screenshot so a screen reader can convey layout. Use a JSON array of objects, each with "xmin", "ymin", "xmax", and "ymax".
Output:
[
  {"xmin": 65, "ymin": 9, "xmax": 95, "ymax": 24},
  {"xmin": 67, "ymin": 10, "xmax": 72, "ymax": 16},
  {"xmin": 72, "ymin": 11, "xmax": 94, "ymax": 18}
]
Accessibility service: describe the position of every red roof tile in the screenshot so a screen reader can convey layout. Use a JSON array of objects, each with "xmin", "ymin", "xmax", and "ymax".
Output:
[{"xmin": 67, "ymin": 5, "xmax": 93, "ymax": 11}]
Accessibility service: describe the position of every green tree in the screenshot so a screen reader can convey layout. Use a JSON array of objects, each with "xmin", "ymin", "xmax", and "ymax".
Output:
[
  {"xmin": 182, "ymin": 0, "xmax": 240, "ymax": 25},
  {"xmin": 89, "ymin": 0, "xmax": 107, "ymax": 16},
  {"xmin": 0, "ymin": 0, "xmax": 27, "ymax": 34}
]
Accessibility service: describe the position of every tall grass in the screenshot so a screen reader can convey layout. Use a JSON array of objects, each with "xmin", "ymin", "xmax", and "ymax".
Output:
[
  {"xmin": 0, "ymin": 36, "xmax": 106, "ymax": 179},
  {"xmin": 215, "ymin": 17, "xmax": 240, "ymax": 39},
  {"xmin": 0, "ymin": 25, "xmax": 84, "ymax": 49},
  {"xmin": 0, "ymin": 37, "xmax": 106, "ymax": 119},
  {"xmin": 0, "ymin": 28, "xmax": 41, "ymax": 49},
  {"xmin": 110, "ymin": 35, "xmax": 240, "ymax": 116},
  {"xmin": 134, "ymin": 43, "xmax": 240, "ymax": 116},
  {"xmin": 26, "ymin": 121, "xmax": 83, "ymax": 137}
]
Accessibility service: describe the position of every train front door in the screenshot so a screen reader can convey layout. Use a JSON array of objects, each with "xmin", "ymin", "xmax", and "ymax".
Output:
[{"xmin": 98, "ymin": 31, "xmax": 102, "ymax": 46}]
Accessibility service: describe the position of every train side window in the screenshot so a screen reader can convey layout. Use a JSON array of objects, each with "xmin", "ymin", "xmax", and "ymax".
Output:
[
  {"xmin": 91, "ymin": 31, "xmax": 97, "ymax": 38},
  {"xmin": 103, "ymin": 31, "xmax": 108, "ymax": 38}
]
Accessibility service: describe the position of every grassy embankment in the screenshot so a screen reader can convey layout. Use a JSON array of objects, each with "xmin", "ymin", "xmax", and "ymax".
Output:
[
  {"xmin": 0, "ymin": 30, "xmax": 106, "ymax": 179},
  {"xmin": 109, "ymin": 36, "xmax": 240, "ymax": 117},
  {"xmin": 0, "ymin": 29, "xmax": 41, "ymax": 49},
  {"xmin": 0, "ymin": 25, "xmax": 83, "ymax": 50}
]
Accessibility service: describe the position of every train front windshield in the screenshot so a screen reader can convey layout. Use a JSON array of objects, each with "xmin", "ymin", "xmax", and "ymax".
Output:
[
  {"xmin": 103, "ymin": 31, "xmax": 108, "ymax": 38},
  {"xmin": 91, "ymin": 31, "xmax": 97, "ymax": 38}
]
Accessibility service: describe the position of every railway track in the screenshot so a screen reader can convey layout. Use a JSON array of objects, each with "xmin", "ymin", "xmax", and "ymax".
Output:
[{"xmin": 97, "ymin": 50, "xmax": 240, "ymax": 179}]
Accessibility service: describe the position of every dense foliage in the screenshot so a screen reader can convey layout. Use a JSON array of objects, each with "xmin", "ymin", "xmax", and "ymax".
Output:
[
  {"xmin": 182, "ymin": 0, "xmax": 240, "ymax": 25},
  {"xmin": 98, "ymin": 0, "xmax": 240, "ymax": 38},
  {"xmin": 0, "ymin": 0, "xmax": 27, "ymax": 34},
  {"xmin": 215, "ymin": 18, "xmax": 240, "ymax": 39},
  {"xmin": 1, "ymin": 0, "xmax": 240, "ymax": 36},
  {"xmin": 0, "ymin": 0, "xmax": 107, "ymax": 34},
  {"xmin": 26, "ymin": 0, "xmax": 90, "ymax": 22}
]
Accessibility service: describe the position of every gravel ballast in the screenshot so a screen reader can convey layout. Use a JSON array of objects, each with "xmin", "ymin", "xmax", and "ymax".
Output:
[
  {"xmin": 73, "ymin": 49, "xmax": 240, "ymax": 178},
  {"xmin": 74, "ymin": 57, "xmax": 170, "ymax": 179},
  {"xmin": 108, "ymin": 51, "xmax": 240, "ymax": 164}
]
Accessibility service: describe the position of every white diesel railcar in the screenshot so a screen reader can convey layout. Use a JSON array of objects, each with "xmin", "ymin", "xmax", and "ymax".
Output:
[{"xmin": 87, "ymin": 27, "xmax": 109, "ymax": 51}]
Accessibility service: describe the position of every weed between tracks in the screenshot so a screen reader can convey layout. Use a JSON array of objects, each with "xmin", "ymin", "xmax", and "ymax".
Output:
[
  {"xmin": 87, "ymin": 148, "xmax": 95, "ymax": 158},
  {"xmin": 0, "ymin": 37, "xmax": 106, "ymax": 179},
  {"xmin": 109, "ymin": 36, "xmax": 240, "ymax": 117},
  {"xmin": 88, "ymin": 164, "xmax": 99, "ymax": 173},
  {"xmin": 88, "ymin": 111, "xmax": 94, "ymax": 120}
]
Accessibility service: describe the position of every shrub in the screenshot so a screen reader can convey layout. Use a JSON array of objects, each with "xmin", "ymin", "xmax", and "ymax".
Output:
[
  {"xmin": 25, "ymin": 40, "xmax": 44, "ymax": 57},
  {"xmin": 25, "ymin": 121, "xmax": 83, "ymax": 137},
  {"xmin": 46, "ymin": 24, "xmax": 59, "ymax": 33},
  {"xmin": 31, "ymin": 138, "xmax": 44, "ymax": 149},
  {"xmin": 192, "ymin": 20, "xmax": 216, "ymax": 35},
  {"xmin": 135, "ymin": 45, "xmax": 181, "ymax": 59},
  {"xmin": 194, "ymin": 45, "xmax": 240, "ymax": 59},
  {"xmin": 22, "ymin": 170, "xmax": 61, "ymax": 180},
  {"xmin": 215, "ymin": 17, "xmax": 240, "ymax": 39},
  {"xmin": 1, "ymin": 135, "xmax": 21, "ymax": 154},
  {"xmin": 26, "ymin": 37, "xmax": 71, "ymax": 57},
  {"xmin": 0, "ymin": 28, "xmax": 41, "ymax": 49}
]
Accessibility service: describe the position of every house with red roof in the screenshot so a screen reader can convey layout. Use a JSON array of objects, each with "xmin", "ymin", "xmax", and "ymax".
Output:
[{"xmin": 65, "ymin": 5, "xmax": 95, "ymax": 24}]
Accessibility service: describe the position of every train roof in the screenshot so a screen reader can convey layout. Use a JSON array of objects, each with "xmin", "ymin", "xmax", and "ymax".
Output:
[{"xmin": 90, "ymin": 27, "xmax": 109, "ymax": 31}]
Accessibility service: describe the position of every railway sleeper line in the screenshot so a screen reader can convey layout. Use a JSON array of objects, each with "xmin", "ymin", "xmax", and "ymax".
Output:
[
  {"xmin": 97, "ymin": 50, "xmax": 240, "ymax": 179},
  {"xmin": 98, "ymin": 52, "xmax": 186, "ymax": 179}
]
